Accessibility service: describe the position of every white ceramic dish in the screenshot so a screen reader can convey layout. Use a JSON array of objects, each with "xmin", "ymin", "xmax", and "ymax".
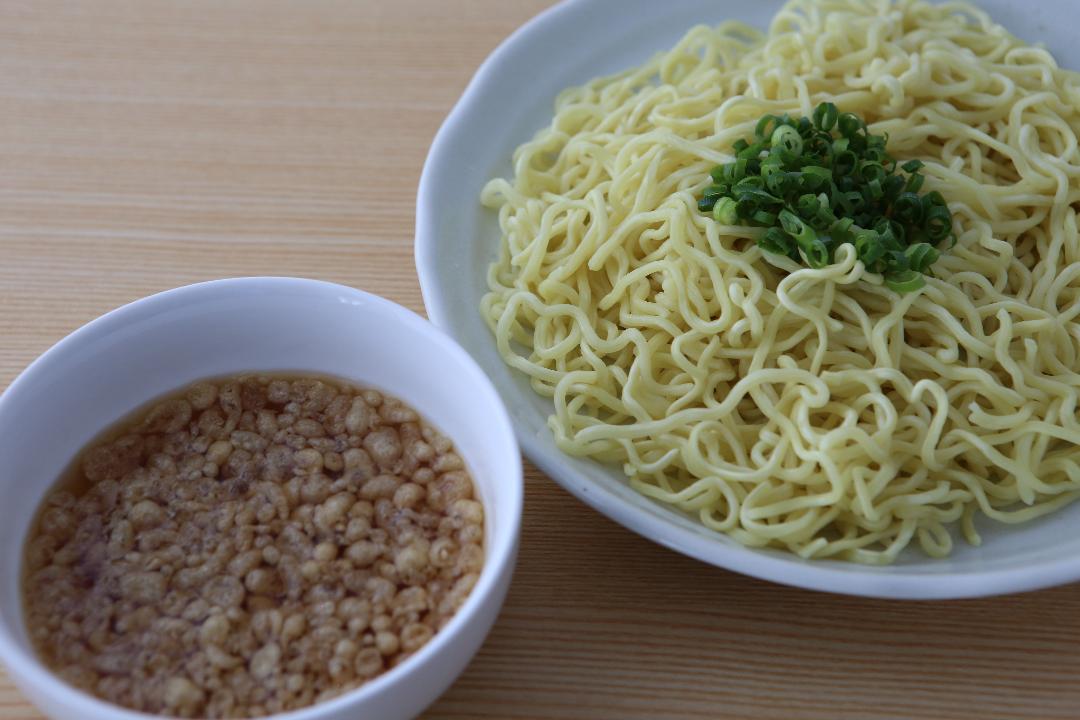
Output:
[
  {"xmin": 415, "ymin": 0, "xmax": 1078, "ymax": 599},
  {"xmin": 0, "ymin": 278, "xmax": 522, "ymax": 720}
]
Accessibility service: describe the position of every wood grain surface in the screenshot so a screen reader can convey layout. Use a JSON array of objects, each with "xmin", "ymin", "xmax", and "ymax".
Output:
[{"xmin": 1, "ymin": 2, "xmax": 1079, "ymax": 719}]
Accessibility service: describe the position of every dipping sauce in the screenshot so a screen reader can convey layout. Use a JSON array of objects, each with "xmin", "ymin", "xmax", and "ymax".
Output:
[{"xmin": 23, "ymin": 374, "xmax": 484, "ymax": 718}]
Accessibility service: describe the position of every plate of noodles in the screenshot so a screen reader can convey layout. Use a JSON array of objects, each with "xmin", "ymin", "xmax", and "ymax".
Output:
[{"xmin": 415, "ymin": 0, "xmax": 1080, "ymax": 598}]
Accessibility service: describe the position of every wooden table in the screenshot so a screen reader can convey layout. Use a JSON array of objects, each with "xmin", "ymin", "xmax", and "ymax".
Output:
[{"xmin": 2, "ymin": 2, "xmax": 1079, "ymax": 718}]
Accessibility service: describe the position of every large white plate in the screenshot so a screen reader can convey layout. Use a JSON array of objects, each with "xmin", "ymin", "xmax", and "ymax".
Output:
[{"xmin": 415, "ymin": 0, "xmax": 1079, "ymax": 599}]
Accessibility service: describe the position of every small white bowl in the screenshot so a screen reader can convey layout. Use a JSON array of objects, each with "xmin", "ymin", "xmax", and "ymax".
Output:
[
  {"xmin": 415, "ymin": 0, "xmax": 1080, "ymax": 599},
  {"xmin": 0, "ymin": 278, "xmax": 522, "ymax": 720}
]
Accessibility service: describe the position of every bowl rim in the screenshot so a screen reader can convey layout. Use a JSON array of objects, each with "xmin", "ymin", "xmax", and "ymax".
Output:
[
  {"xmin": 0, "ymin": 276, "xmax": 523, "ymax": 719},
  {"xmin": 413, "ymin": 0, "xmax": 1080, "ymax": 600}
]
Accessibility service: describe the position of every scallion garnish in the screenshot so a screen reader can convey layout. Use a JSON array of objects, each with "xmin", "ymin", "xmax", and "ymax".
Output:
[{"xmin": 698, "ymin": 102, "xmax": 954, "ymax": 293}]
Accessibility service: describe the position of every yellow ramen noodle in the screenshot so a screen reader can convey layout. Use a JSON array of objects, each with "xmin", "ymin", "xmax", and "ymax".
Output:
[{"xmin": 480, "ymin": 0, "xmax": 1080, "ymax": 563}]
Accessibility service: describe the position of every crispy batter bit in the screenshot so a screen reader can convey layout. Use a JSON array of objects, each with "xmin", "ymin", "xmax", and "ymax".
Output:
[{"xmin": 23, "ymin": 375, "xmax": 484, "ymax": 718}]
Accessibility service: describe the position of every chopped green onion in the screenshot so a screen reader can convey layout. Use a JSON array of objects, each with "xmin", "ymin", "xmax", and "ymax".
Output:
[
  {"xmin": 698, "ymin": 102, "xmax": 953, "ymax": 293},
  {"xmin": 905, "ymin": 243, "xmax": 939, "ymax": 273},
  {"xmin": 755, "ymin": 114, "xmax": 781, "ymax": 139},
  {"xmin": 796, "ymin": 193, "xmax": 821, "ymax": 216},
  {"xmin": 802, "ymin": 240, "xmax": 830, "ymax": 269},
  {"xmin": 831, "ymin": 217, "xmax": 855, "ymax": 242},
  {"xmin": 779, "ymin": 209, "xmax": 808, "ymax": 238},
  {"xmin": 738, "ymin": 187, "xmax": 782, "ymax": 207},
  {"xmin": 752, "ymin": 210, "xmax": 778, "ymax": 225},
  {"xmin": 779, "ymin": 209, "xmax": 829, "ymax": 268},
  {"xmin": 883, "ymin": 251, "xmax": 906, "ymax": 269},
  {"xmin": 836, "ymin": 190, "xmax": 863, "ymax": 214},
  {"xmin": 925, "ymin": 206, "xmax": 953, "ymax": 241},
  {"xmin": 882, "ymin": 174, "xmax": 905, "ymax": 197},
  {"xmin": 813, "ymin": 102, "xmax": 838, "ymax": 131},
  {"xmin": 734, "ymin": 175, "xmax": 766, "ymax": 192},
  {"xmin": 859, "ymin": 162, "xmax": 886, "ymax": 183},
  {"xmin": 771, "ymin": 125, "xmax": 804, "ymax": 156},
  {"xmin": 737, "ymin": 141, "xmax": 766, "ymax": 160},
  {"xmin": 925, "ymin": 190, "xmax": 946, "ymax": 207},
  {"xmin": 760, "ymin": 159, "xmax": 784, "ymax": 178},
  {"xmin": 765, "ymin": 171, "xmax": 794, "ymax": 195},
  {"xmin": 885, "ymin": 269, "xmax": 926, "ymax": 293},
  {"xmin": 759, "ymin": 227, "xmax": 795, "ymax": 255},
  {"xmin": 713, "ymin": 197, "xmax": 738, "ymax": 225},
  {"xmin": 838, "ymin": 112, "xmax": 864, "ymax": 138},
  {"xmin": 834, "ymin": 150, "xmax": 858, "ymax": 177},
  {"xmin": 854, "ymin": 230, "xmax": 884, "ymax": 266},
  {"xmin": 906, "ymin": 173, "xmax": 926, "ymax": 193},
  {"xmin": 865, "ymin": 178, "xmax": 884, "ymax": 200},
  {"xmin": 893, "ymin": 193, "xmax": 923, "ymax": 225}
]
